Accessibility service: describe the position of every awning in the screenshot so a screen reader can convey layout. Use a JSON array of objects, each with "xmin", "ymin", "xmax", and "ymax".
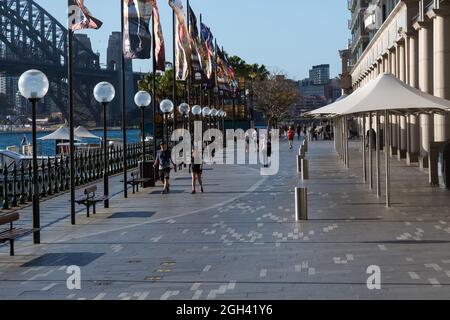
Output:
[
  {"xmin": 341, "ymin": 73, "xmax": 450, "ymax": 115},
  {"xmin": 75, "ymin": 126, "xmax": 101, "ymax": 140},
  {"xmin": 38, "ymin": 126, "xmax": 81, "ymax": 141}
]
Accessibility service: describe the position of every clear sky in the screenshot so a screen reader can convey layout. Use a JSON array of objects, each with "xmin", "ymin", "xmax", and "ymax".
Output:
[{"xmin": 34, "ymin": 0, "xmax": 349, "ymax": 80}]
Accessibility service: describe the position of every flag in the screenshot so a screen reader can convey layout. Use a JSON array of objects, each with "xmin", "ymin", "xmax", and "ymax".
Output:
[
  {"xmin": 188, "ymin": 5, "xmax": 202, "ymax": 73},
  {"xmin": 216, "ymin": 46, "xmax": 229, "ymax": 90},
  {"xmin": 123, "ymin": 0, "xmax": 152, "ymax": 60},
  {"xmin": 223, "ymin": 53, "xmax": 237, "ymax": 89},
  {"xmin": 151, "ymin": 0, "xmax": 166, "ymax": 71},
  {"xmin": 68, "ymin": 0, "xmax": 103, "ymax": 30},
  {"xmin": 200, "ymin": 22, "xmax": 214, "ymax": 80},
  {"xmin": 168, "ymin": 0, "xmax": 191, "ymax": 81}
]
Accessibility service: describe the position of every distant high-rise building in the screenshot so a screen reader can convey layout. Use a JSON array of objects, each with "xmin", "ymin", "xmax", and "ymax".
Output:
[
  {"xmin": 298, "ymin": 64, "xmax": 341, "ymax": 112},
  {"xmin": 107, "ymin": 32, "xmax": 132, "ymax": 72},
  {"xmin": 106, "ymin": 32, "xmax": 135, "ymax": 120},
  {"xmin": 309, "ymin": 64, "xmax": 330, "ymax": 85}
]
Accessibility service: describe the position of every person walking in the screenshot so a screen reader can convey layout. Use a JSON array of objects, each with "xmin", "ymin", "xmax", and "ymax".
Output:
[
  {"xmin": 154, "ymin": 142, "xmax": 177, "ymax": 194},
  {"xmin": 296, "ymin": 125, "xmax": 302, "ymax": 141},
  {"xmin": 287, "ymin": 126, "xmax": 295, "ymax": 150},
  {"xmin": 191, "ymin": 148, "xmax": 204, "ymax": 194}
]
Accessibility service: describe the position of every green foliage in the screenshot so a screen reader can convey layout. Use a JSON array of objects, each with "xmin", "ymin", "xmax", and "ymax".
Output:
[
  {"xmin": 138, "ymin": 68, "xmax": 188, "ymax": 103},
  {"xmin": 227, "ymin": 55, "xmax": 269, "ymax": 82}
]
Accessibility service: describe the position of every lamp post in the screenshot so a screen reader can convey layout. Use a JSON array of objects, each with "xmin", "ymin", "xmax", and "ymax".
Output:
[
  {"xmin": 192, "ymin": 105, "xmax": 202, "ymax": 143},
  {"xmin": 18, "ymin": 69, "xmax": 49, "ymax": 244},
  {"xmin": 94, "ymin": 81, "xmax": 115, "ymax": 209},
  {"xmin": 245, "ymin": 88, "xmax": 250, "ymax": 129},
  {"xmin": 202, "ymin": 107, "xmax": 211, "ymax": 131},
  {"xmin": 223, "ymin": 111, "xmax": 227, "ymax": 133},
  {"xmin": 178, "ymin": 102, "xmax": 190, "ymax": 131},
  {"xmin": 210, "ymin": 108, "xmax": 218, "ymax": 129},
  {"xmin": 134, "ymin": 91, "xmax": 152, "ymax": 161},
  {"xmin": 160, "ymin": 99, "xmax": 174, "ymax": 144}
]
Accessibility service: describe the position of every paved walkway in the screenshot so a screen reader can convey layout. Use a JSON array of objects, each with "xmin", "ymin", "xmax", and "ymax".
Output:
[{"xmin": 1, "ymin": 139, "xmax": 450, "ymax": 300}]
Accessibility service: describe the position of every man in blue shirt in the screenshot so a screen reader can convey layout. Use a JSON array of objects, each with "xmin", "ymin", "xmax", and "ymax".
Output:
[{"xmin": 154, "ymin": 142, "xmax": 177, "ymax": 194}]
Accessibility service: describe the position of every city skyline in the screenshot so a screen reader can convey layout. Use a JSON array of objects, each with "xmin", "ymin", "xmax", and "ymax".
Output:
[{"xmin": 34, "ymin": 0, "xmax": 349, "ymax": 80}]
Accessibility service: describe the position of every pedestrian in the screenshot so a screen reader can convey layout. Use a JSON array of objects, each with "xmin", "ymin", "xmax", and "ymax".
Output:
[
  {"xmin": 191, "ymin": 148, "xmax": 204, "ymax": 194},
  {"xmin": 154, "ymin": 142, "xmax": 177, "ymax": 194},
  {"xmin": 287, "ymin": 126, "xmax": 295, "ymax": 150},
  {"xmin": 296, "ymin": 124, "xmax": 302, "ymax": 141}
]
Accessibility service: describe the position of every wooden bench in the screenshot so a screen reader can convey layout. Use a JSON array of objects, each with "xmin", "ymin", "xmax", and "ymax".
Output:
[
  {"xmin": 74, "ymin": 185, "xmax": 108, "ymax": 218},
  {"xmin": 0, "ymin": 212, "xmax": 36, "ymax": 256},
  {"xmin": 126, "ymin": 170, "xmax": 153, "ymax": 194}
]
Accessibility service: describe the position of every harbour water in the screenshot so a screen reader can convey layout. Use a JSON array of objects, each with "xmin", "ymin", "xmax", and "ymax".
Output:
[{"xmin": 0, "ymin": 129, "xmax": 140, "ymax": 156}]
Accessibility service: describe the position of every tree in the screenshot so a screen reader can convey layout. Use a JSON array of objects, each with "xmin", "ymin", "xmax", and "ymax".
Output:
[
  {"xmin": 137, "ymin": 68, "xmax": 187, "ymax": 102},
  {"xmin": 252, "ymin": 73, "xmax": 300, "ymax": 128},
  {"xmin": 227, "ymin": 55, "xmax": 269, "ymax": 82}
]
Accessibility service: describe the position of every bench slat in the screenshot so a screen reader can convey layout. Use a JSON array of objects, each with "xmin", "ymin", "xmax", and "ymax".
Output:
[
  {"xmin": 0, "ymin": 228, "xmax": 37, "ymax": 241},
  {"xmin": 0, "ymin": 213, "xmax": 19, "ymax": 225}
]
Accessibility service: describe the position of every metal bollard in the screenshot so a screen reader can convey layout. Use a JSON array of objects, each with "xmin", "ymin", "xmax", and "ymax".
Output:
[
  {"xmin": 297, "ymin": 155, "xmax": 302, "ymax": 173},
  {"xmin": 301, "ymin": 159, "xmax": 309, "ymax": 180},
  {"xmin": 299, "ymin": 145, "xmax": 305, "ymax": 158},
  {"xmin": 295, "ymin": 187, "xmax": 308, "ymax": 221},
  {"xmin": 302, "ymin": 139, "xmax": 308, "ymax": 153}
]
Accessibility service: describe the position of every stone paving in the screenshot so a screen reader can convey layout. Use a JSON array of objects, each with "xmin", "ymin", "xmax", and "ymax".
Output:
[{"xmin": 1, "ymin": 139, "xmax": 450, "ymax": 300}]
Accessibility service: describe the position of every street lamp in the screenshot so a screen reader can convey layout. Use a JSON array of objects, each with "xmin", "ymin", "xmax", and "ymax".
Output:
[
  {"xmin": 134, "ymin": 91, "xmax": 152, "ymax": 161},
  {"xmin": 94, "ymin": 81, "xmax": 115, "ymax": 209},
  {"xmin": 160, "ymin": 99, "xmax": 174, "ymax": 144},
  {"xmin": 202, "ymin": 107, "xmax": 211, "ymax": 130},
  {"xmin": 18, "ymin": 69, "xmax": 49, "ymax": 244},
  {"xmin": 178, "ymin": 102, "xmax": 190, "ymax": 130},
  {"xmin": 210, "ymin": 108, "xmax": 218, "ymax": 128}
]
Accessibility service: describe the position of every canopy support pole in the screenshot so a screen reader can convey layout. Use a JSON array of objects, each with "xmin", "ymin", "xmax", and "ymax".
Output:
[
  {"xmin": 362, "ymin": 115, "xmax": 367, "ymax": 183},
  {"xmin": 376, "ymin": 112, "xmax": 381, "ymax": 198},
  {"xmin": 345, "ymin": 116, "xmax": 349, "ymax": 169},
  {"xmin": 385, "ymin": 110, "xmax": 391, "ymax": 208},
  {"xmin": 369, "ymin": 113, "xmax": 373, "ymax": 190}
]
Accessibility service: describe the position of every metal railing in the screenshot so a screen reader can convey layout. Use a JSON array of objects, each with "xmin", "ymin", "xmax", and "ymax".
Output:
[{"xmin": 0, "ymin": 142, "xmax": 152, "ymax": 210}]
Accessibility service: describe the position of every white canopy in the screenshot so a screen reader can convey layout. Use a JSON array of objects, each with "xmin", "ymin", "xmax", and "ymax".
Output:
[
  {"xmin": 308, "ymin": 94, "xmax": 349, "ymax": 116},
  {"xmin": 38, "ymin": 126, "xmax": 81, "ymax": 141},
  {"xmin": 75, "ymin": 126, "xmax": 101, "ymax": 140},
  {"xmin": 310, "ymin": 73, "xmax": 450, "ymax": 116},
  {"xmin": 342, "ymin": 73, "xmax": 450, "ymax": 115}
]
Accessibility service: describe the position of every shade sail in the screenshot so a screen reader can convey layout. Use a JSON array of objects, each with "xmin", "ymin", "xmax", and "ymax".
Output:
[
  {"xmin": 38, "ymin": 126, "xmax": 81, "ymax": 141},
  {"xmin": 340, "ymin": 73, "xmax": 450, "ymax": 115},
  {"xmin": 75, "ymin": 126, "xmax": 101, "ymax": 140},
  {"xmin": 308, "ymin": 94, "xmax": 350, "ymax": 116}
]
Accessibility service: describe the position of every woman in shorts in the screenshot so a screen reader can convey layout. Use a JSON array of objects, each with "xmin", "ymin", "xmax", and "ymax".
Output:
[{"xmin": 191, "ymin": 149, "xmax": 204, "ymax": 194}]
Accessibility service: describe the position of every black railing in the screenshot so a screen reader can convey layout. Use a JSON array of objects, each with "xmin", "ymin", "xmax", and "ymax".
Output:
[{"xmin": 0, "ymin": 142, "xmax": 152, "ymax": 210}]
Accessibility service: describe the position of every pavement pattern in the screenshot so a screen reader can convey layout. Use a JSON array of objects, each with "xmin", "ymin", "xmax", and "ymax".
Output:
[{"xmin": 1, "ymin": 139, "xmax": 450, "ymax": 300}]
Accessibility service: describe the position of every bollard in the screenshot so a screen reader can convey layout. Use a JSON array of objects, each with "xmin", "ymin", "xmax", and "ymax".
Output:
[
  {"xmin": 295, "ymin": 187, "xmax": 308, "ymax": 221},
  {"xmin": 297, "ymin": 155, "xmax": 302, "ymax": 173},
  {"xmin": 301, "ymin": 159, "xmax": 309, "ymax": 180},
  {"xmin": 299, "ymin": 145, "xmax": 305, "ymax": 158},
  {"xmin": 302, "ymin": 139, "xmax": 308, "ymax": 153}
]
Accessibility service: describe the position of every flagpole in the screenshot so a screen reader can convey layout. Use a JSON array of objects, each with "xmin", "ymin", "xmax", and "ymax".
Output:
[
  {"xmin": 186, "ymin": 0, "xmax": 191, "ymax": 106},
  {"xmin": 120, "ymin": 0, "xmax": 128, "ymax": 199},
  {"xmin": 151, "ymin": 5, "xmax": 157, "ymax": 160},
  {"xmin": 172, "ymin": 10, "xmax": 177, "ymax": 135},
  {"xmin": 67, "ymin": 3, "xmax": 76, "ymax": 225}
]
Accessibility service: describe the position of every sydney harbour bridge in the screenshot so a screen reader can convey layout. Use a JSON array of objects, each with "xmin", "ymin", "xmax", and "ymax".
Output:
[{"xmin": 0, "ymin": 0, "xmax": 121, "ymax": 125}]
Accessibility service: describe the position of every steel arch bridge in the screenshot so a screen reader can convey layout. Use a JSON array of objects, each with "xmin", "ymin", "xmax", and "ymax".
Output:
[{"xmin": 0, "ymin": 0, "xmax": 118, "ymax": 124}]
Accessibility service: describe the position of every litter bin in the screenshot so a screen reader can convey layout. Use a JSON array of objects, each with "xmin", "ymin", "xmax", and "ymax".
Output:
[
  {"xmin": 438, "ymin": 141, "xmax": 450, "ymax": 189},
  {"xmin": 139, "ymin": 160, "xmax": 155, "ymax": 188}
]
